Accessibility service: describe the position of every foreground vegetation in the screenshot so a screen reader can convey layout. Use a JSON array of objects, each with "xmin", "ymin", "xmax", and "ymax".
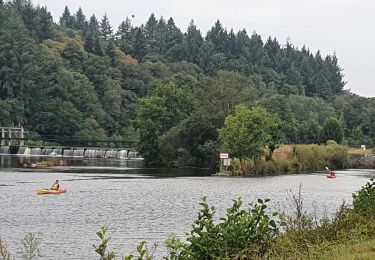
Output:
[
  {"xmin": 2, "ymin": 178, "xmax": 375, "ymax": 259},
  {"xmin": 89, "ymin": 178, "xmax": 375, "ymax": 259}
]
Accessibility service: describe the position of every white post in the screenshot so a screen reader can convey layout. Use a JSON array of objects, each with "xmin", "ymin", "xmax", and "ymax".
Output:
[
  {"xmin": 1, "ymin": 128, "xmax": 4, "ymax": 146},
  {"xmin": 8, "ymin": 128, "xmax": 12, "ymax": 146},
  {"xmin": 20, "ymin": 126, "xmax": 25, "ymax": 146}
]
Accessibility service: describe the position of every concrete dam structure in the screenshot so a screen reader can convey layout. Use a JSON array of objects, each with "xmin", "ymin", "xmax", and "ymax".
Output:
[{"xmin": 0, "ymin": 146, "xmax": 142, "ymax": 160}]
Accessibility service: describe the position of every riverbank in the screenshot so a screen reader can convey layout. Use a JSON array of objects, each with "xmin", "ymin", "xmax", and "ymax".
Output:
[{"xmin": 219, "ymin": 144, "xmax": 350, "ymax": 176}]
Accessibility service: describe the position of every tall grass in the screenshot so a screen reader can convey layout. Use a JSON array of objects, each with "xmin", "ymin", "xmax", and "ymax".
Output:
[
  {"xmin": 0, "ymin": 239, "xmax": 13, "ymax": 260},
  {"xmin": 228, "ymin": 144, "xmax": 349, "ymax": 176},
  {"xmin": 294, "ymin": 144, "xmax": 349, "ymax": 171}
]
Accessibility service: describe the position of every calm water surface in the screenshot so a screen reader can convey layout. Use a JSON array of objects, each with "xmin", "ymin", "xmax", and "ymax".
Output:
[{"xmin": 0, "ymin": 160, "xmax": 374, "ymax": 259}]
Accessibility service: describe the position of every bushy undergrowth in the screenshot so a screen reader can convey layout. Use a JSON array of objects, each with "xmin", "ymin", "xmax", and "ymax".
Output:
[
  {"xmin": 95, "ymin": 198, "xmax": 280, "ymax": 259},
  {"xmin": 353, "ymin": 177, "xmax": 375, "ymax": 216},
  {"xmin": 116, "ymin": 178, "xmax": 375, "ymax": 259},
  {"xmin": 269, "ymin": 178, "xmax": 375, "ymax": 259},
  {"xmin": 294, "ymin": 144, "xmax": 349, "ymax": 172},
  {"xmin": 177, "ymin": 197, "xmax": 279, "ymax": 259},
  {"xmin": 228, "ymin": 144, "xmax": 349, "ymax": 176}
]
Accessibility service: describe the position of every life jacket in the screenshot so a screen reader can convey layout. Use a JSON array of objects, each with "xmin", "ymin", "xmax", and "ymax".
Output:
[{"xmin": 51, "ymin": 183, "xmax": 59, "ymax": 190}]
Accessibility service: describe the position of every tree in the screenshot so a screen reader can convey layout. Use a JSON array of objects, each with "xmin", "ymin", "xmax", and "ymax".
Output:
[
  {"xmin": 206, "ymin": 20, "xmax": 228, "ymax": 53},
  {"xmin": 32, "ymin": 100, "xmax": 82, "ymax": 136},
  {"xmin": 0, "ymin": 5, "xmax": 41, "ymax": 103},
  {"xmin": 258, "ymin": 95, "xmax": 298, "ymax": 143},
  {"xmin": 321, "ymin": 117, "xmax": 344, "ymax": 144},
  {"xmin": 99, "ymin": 13, "xmax": 113, "ymax": 40},
  {"xmin": 133, "ymin": 96, "xmax": 171, "ymax": 164},
  {"xmin": 163, "ymin": 17, "xmax": 183, "ymax": 60},
  {"xmin": 132, "ymin": 28, "xmax": 146, "ymax": 61},
  {"xmin": 116, "ymin": 17, "xmax": 133, "ymax": 53},
  {"xmin": 182, "ymin": 20, "xmax": 203, "ymax": 64},
  {"xmin": 195, "ymin": 71, "xmax": 260, "ymax": 125},
  {"xmin": 144, "ymin": 13, "xmax": 158, "ymax": 53},
  {"xmin": 88, "ymin": 14, "xmax": 99, "ymax": 35},
  {"xmin": 74, "ymin": 118, "xmax": 107, "ymax": 140},
  {"xmin": 74, "ymin": 7, "xmax": 87, "ymax": 31},
  {"xmin": 298, "ymin": 113, "xmax": 322, "ymax": 144},
  {"xmin": 35, "ymin": 6, "xmax": 54, "ymax": 40},
  {"xmin": 61, "ymin": 41, "xmax": 87, "ymax": 71},
  {"xmin": 219, "ymin": 105, "xmax": 281, "ymax": 159},
  {"xmin": 59, "ymin": 5, "xmax": 74, "ymax": 28}
]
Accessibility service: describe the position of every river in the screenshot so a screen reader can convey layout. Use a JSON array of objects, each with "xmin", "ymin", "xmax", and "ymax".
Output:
[{"xmin": 0, "ymin": 156, "xmax": 374, "ymax": 259}]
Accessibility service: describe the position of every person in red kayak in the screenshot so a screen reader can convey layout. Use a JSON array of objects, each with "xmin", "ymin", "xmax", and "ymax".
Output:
[
  {"xmin": 325, "ymin": 167, "xmax": 336, "ymax": 176},
  {"xmin": 50, "ymin": 180, "xmax": 60, "ymax": 191}
]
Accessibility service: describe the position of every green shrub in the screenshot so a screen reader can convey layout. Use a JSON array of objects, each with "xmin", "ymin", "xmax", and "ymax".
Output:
[
  {"xmin": 353, "ymin": 178, "xmax": 375, "ymax": 217},
  {"xmin": 229, "ymin": 158, "xmax": 254, "ymax": 176},
  {"xmin": 175, "ymin": 197, "xmax": 279, "ymax": 259},
  {"xmin": 93, "ymin": 226, "xmax": 116, "ymax": 260},
  {"xmin": 326, "ymin": 140, "xmax": 337, "ymax": 145}
]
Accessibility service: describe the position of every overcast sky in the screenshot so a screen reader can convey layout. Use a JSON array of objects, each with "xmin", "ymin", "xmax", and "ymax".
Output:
[{"xmin": 32, "ymin": 0, "xmax": 375, "ymax": 97}]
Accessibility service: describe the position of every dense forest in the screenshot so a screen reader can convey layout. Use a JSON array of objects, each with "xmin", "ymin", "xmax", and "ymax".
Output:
[{"xmin": 1, "ymin": 0, "xmax": 374, "ymax": 167}]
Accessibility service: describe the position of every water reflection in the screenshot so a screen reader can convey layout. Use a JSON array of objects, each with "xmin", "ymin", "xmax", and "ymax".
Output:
[{"xmin": 0, "ymin": 154, "xmax": 144, "ymax": 169}]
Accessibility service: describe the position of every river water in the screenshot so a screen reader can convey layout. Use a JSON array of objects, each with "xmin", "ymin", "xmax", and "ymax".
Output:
[{"xmin": 0, "ymin": 156, "xmax": 374, "ymax": 259}]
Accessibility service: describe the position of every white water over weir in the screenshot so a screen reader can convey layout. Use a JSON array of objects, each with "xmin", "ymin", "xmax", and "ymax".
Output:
[{"xmin": 0, "ymin": 146, "xmax": 143, "ymax": 160}]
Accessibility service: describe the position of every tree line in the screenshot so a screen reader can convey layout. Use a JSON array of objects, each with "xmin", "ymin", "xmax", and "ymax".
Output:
[{"xmin": 0, "ymin": 0, "xmax": 374, "ymax": 167}]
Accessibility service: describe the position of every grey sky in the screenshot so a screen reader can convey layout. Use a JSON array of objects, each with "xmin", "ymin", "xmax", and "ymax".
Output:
[{"xmin": 32, "ymin": 0, "xmax": 375, "ymax": 97}]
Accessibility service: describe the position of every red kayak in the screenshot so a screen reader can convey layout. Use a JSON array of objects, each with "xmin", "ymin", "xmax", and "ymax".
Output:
[
  {"xmin": 326, "ymin": 175, "xmax": 336, "ymax": 179},
  {"xmin": 36, "ymin": 189, "xmax": 67, "ymax": 195}
]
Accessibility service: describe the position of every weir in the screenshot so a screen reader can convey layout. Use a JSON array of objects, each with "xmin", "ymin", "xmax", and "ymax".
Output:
[
  {"xmin": 0, "ymin": 145, "xmax": 142, "ymax": 160},
  {"xmin": 0, "ymin": 126, "xmax": 141, "ymax": 159}
]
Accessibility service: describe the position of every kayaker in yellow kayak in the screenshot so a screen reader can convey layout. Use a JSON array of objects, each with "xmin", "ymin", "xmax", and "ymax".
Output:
[{"xmin": 50, "ymin": 180, "xmax": 60, "ymax": 191}]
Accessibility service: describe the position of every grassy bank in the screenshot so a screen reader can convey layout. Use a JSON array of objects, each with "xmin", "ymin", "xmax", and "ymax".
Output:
[{"xmin": 224, "ymin": 144, "xmax": 350, "ymax": 176}]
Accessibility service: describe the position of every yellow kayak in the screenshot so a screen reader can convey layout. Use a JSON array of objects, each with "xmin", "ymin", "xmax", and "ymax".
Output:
[{"xmin": 36, "ymin": 189, "xmax": 67, "ymax": 195}]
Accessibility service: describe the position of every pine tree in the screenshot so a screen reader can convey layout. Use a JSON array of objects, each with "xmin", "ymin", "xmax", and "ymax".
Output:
[
  {"xmin": 88, "ymin": 14, "xmax": 99, "ymax": 35},
  {"xmin": 325, "ymin": 53, "xmax": 345, "ymax": 95},
  {"xmin": 74, "ymin": 7, "xmax": 87, "ymax": 31},
  {"xmin": 163, "ymin": 17, "xmax": 183, "ymax": 59},
  {"xmin": 116, "ymin": 17, "xmax": 132, "ymax": 41},
  {"xmin": 99, "ymin": 13, "xmax": 113, "ymax": 40},
  {"xmin": 264, "ymin": 37, "xmax": 281, "ymax": 71},
  {"xmin": 132, "ymin": 28, "xmax": 146, "ymax": 61},
  {"xmin": 206, "ymin": 20, "xmax": 228, "ymax": 53},
  {"xmin": 35, "ymin": 6, "xmax": 54, "ymax": 40},
  {"xmin": 154, "ymin": 16, "xmax": 167, "ymax": 54},
  {"xmin": 106, "ymin": 40, "xmax": 117, "ymax": 66},
  {"xmin": 12, "ymin": 0, "xmax": 39, "ymax": 33},
  {"xmin": 247, "ymin": 32, "xmax": 266, "ymax": 72},
  {"xmin": 59, "ymin": 5, "xmax": 74, "ymax": 28},
  {"xmin": 285, "ymin": 64, "xmax": 303, "ymax": 93},
  {"xmin": 144, "ymin": 13, "xmax": 158, "ymax": 53},
  {"xmin": 116, "ymin": 17, "xmax": 133, "ymax": 53},
  {"xmin": 182, "ymin": 20, "xmax": 203, "ymax": 63}
]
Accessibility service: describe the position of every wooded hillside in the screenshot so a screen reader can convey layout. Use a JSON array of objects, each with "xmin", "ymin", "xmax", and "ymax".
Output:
[{"xmin": 1, "ymin": 0, "xmax": 374, "ymax": 166}]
